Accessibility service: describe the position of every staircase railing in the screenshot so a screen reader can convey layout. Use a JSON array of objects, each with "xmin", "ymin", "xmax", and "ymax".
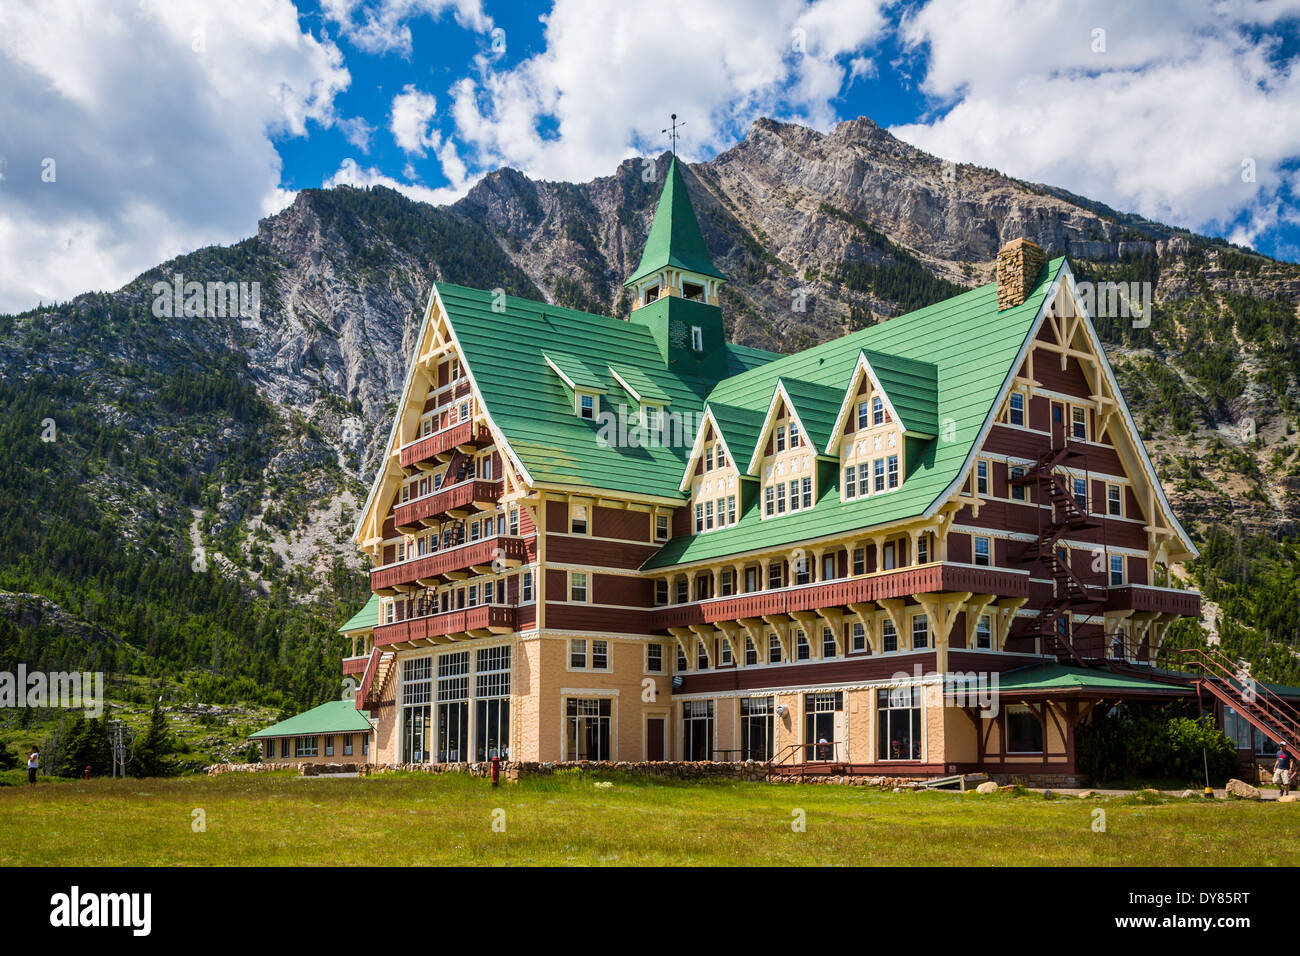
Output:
[{"xmin": 1178, "ymin": 647, "xmax": 1300, "ymax": 751}]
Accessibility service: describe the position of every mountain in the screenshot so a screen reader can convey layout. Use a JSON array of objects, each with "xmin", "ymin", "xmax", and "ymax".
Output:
[{"xmin": 3, "ymin": 114, "xmax": 1299, "ymax": 711}]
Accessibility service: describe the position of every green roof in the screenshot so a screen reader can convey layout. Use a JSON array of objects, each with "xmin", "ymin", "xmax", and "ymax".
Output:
[
  {"xmin": 642, "ymin": 258, "xmax": 1066, "ymax": 569},
  {"xmin": 625, "ymin": 158, "xmax": 726, "ymax": 286},
  {"xmin": 544, "ymin": 350, "xmax": 608, "ymax": 392},
  {"xmin": 610, "ymin": 364, "xmax": 672, "ymax": 405},
  {"xmin": 443, "ymin": 284, "xmax": 776, "ymax": 499},
  {"xmin": 860, "ymin": 349, "xmax": 939, "ymax": 438},
  {"xmin": 338, "ymin": 594, "xmax": 380, "ymax": 634},
  {"xmin": 996, "ymin": 663, "xmax": 1194, "ymax": 695},
  {"xmin": 248, "ymin": 700, "xmax": 372, "ymax": 739},
  {"xmin": 774, "ymin": 376, "xmax": 846, "ymax": 459}
]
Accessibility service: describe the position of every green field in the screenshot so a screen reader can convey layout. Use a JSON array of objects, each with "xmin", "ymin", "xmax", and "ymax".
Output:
[{"xmin": 2, "ymin": 771, "xmax": 1298, "ymax": 866}]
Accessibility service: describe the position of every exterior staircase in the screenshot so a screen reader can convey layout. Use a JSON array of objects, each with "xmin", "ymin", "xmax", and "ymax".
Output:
[
  {"xmin": 356, "ymin": 647, "xmax": 397, "ymax": 710},
  {"xmin": 1181, "ymin": 647, "xmax": 1300, "ymax": 752}
]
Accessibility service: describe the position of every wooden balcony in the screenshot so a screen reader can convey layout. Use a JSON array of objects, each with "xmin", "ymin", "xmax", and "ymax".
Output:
[
  {"xmin": 650, "ymin": 563, "xmax": 1031, "ymax": 630},
  {"xmin": 394, "ymin": 479, "xmax": 502, "ymax": 530},
  {"xmin": 371, "ymin": 535, "xmax": 527, "ymax": 592},
  {"xmin": 399, "ymin": 420, "xmax": 489, "ymax": 469},
  {"xmin": 1105, "ymin": 584, "xmax": 1201, "ymax": 617},
  {"xmin": 341, "ymin": 655, "xmax": 368, "ymax": 677},
  {"xmin": 374, "ymin": 604, "xmax": 517, "ymax": 647}
]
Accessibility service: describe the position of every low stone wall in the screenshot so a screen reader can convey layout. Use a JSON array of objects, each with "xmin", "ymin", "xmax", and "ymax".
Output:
[
  {"xmin": 988, "ymin": 772, "xmax": 1087, "ymax": 788},
  {"xmin": 207, "ymin": 762, "xmax": 300, "ymax": 775},
  {"xmin": 365, "ymin": 760, "xmax": 778, "ymax": 781}
]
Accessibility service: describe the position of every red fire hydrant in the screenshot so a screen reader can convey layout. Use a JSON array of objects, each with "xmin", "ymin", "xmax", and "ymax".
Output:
[
  {"xmin": 83, "ymin": 765, "xmax": 91, "ymax": 780},
  {"xmin": 491, "ymin": 755, "xmax": 500, "ymax": 787}
]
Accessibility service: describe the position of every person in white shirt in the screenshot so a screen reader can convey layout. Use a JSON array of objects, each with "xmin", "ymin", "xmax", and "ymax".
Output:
[{"xmin": 27, "ymin": 748, "xmax": 39, "ymax": 786}]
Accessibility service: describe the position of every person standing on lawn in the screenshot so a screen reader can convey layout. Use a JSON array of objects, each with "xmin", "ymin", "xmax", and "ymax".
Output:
[
  {"xmin": 1274, "ymin": 746, "xmax": 1292, "ymax": 797},
  {"xmin": 27, "ymin": 748, "xmax": 39, "ymax": 787}
]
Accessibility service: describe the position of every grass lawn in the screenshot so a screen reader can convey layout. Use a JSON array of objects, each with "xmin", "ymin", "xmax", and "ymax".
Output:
[{"xmin": 1, "ymin": 770, "xmax": 1298, "ymax": 866}]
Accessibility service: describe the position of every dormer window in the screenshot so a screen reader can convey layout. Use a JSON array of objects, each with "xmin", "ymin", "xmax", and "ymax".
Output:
[
  {"xmin": 872, "ymin": 396, "xmax": 884, "ymax": 426},
  {"xmin": 690, "ymin": 326, "xmax": 703, "ymax": 351},
  {"xmin": 789, "ymin": 421, "xmax": 800, "ymax": 447},
  {"xmin": 775, "ymin": 425, "xmax": 786, "ymax": 453},
  {"xmin": 577, "ymin": 392, "xmax": 596, "ymax": 420},
  {"xmin": 683, "ymin": 281, "xmax": 704, "ymax": 301},
  {"xmin": 645, "ymin": 284, "xmax": 660, "ymax": 303}
]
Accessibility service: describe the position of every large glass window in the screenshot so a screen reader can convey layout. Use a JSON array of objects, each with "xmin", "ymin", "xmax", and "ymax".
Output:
[
  {"xmin": 474, "ymin": 646, "xmax": 510, "ymax": 760},
  {"xmin": 402, "ymin": 657, "xmax": 433, "ymax": 763},
  {"xmin": 805, "ymin": 692, "xmax": 842, "ymax": 762},
  {"xmin": 877, "ymin": 687, "xmax": 922, "ymax": 761},
  {"xmin": 436, "ymin": 651, "xmax": 469, "ymax": 762},
  {"xmin": 682, "ymin": 699, "xmax": 714, "ymax": 760},
  {"xmin": 1006, "ymin": 705, "xmax": 1044, "ymax": 753},
  {"xmin": 566, "ymin": 698, "xmax": 611, "ymax": 760},
  {"xmin": 741, "ymin": 697, "xmax": 773, "ymax": 761}
]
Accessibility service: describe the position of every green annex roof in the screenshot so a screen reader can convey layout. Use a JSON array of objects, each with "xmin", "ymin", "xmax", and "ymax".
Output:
[
  {"xmin": 625, "ymin": 157, "xmax": 726, "ymax": 286},
  {"xmin": 248, "ymin": 700, "xmax": 372, "ymax": 739},
  {"xmin": 441, "ymin": 283, "xmax": 776, "ymax": 499},
  {"xmin": 338, "ymin": 594, "xmax": 380, "ymax": 634},
  {"xmin": 996, "ymin": 663, "xmax": 1193, "ymax": 695},
  {"xmin": 642, "ymin": 258, "xmax": 1066, "ymax": 570},
  {"xmin": 543, "ymin": 350, "xmax": 608, "ymax": 392}
]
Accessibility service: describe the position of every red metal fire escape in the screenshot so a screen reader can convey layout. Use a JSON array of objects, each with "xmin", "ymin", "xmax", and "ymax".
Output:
[
  {"xmin": 1180, "ymin": 647, "xmax": 1300, "ymax": 753},
  {"xmin": 1012, "ymin": 442, "xmax": 1103, "ymax": 664}
]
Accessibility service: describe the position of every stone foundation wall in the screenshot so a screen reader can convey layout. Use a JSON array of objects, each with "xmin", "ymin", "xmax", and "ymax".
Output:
[{"xmin": 988, "ymin": 771, "xmax": 1087, "ymax": 788}]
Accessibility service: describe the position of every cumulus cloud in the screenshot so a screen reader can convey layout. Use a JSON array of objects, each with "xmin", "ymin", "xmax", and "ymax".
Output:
[
  {"xmin": 390, "ymin": 85, "xmax": 441, "ymax": 156},
  {"xmin": 321, "ymin": 0, "xmax": 492, "ymax": 55},
  {"xmin": 891, "ymin": 0, "xmax": 1300, "ymax": 248},
  {"xmin": 447, "ymin": 0, "xmax": 890, "ymax": 182},
  {"xmin": 0, "ymin": 0, "xmax": 350, "ymax": 312}
]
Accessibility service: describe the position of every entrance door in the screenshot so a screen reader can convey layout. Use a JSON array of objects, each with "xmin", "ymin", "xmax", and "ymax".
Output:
[
  {"xmin": 1051, "ymin": 402, "xmax": 1066, "ymax": 446},
  {"xmin": 646, "ymin": 717, "xmax": 665, "ymax": 761}
]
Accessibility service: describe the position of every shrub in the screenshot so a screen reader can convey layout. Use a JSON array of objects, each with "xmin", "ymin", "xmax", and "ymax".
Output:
[{"xmin": 1077, "ymin": 703, "xmax": 1237, "ymax": 784}]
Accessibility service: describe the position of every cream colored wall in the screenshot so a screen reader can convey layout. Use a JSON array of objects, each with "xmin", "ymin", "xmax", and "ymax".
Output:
[{"xmin": 760, "ymin": 408, "xmax": 818, "ymax": 514}]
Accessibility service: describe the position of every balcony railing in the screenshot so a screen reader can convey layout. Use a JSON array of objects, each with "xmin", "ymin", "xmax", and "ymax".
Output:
[
  {"xmin": 374, "ymin": 604, "xmax": 517, "ymax": 647},
  {"xmin": 650, "ymin": 562, "xmax": 1031, "ymax": 630},
  {"xmin": 371, "ymin": 535, "xmax": 528, "ymax": 591},
  {"xmin": 1105, "ymin": 584, "xmax": 1201, "ymax": 617},
  {"xmin": 341, "ymin": 655, "xmax": 368, "ymax": 677},
  {"xmin": 394, "ymin": 479, "xmax": 503, "ymax": 529},
  {"xmin": 399, "ymin": 420, "xmax": 489, "ymax": 469}
]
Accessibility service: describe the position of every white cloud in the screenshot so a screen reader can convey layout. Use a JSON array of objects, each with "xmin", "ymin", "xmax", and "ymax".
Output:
[
  {"xmin": 447, "ymin": 0, "xmax": 890, "ymax": 182},
  {"xmin": 891, "ymin": 0, "xmax": 1300, "ymax": 247},
  {"xmin": 0, "ymin": 0, "xmax": 350, "ymax": 312},
  {"xmin": 321, "ymin": 0, "xmax": 492, "ymax": 56},
  {"xmin": 390, "ymin": 85, "xmax": 441, "ymax": 156},
  {"xmin": 325, "ymin": 144, "xmax": 474, "ymax": 206}
]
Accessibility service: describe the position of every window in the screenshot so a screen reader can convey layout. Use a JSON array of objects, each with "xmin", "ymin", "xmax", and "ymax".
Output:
[
  {"xmin": 676, "ymin": 645, "xmax": 687, "ymax": 672},
  {"xmin": 822, "ymin": 627, "xmax": 837, "ymax": 658},
  {"xmin": 804, "ymin": 692, "xmax": 843, "ymax": 761},
  {"xmin": 690, "ymin": 325, "xmax": 703, "ymax": 351},
  {"xmin": 917, "ymin": 534, "xmax": 929, "ymax": 565},
  {"xmin": 646, "ymin": 643, "xmax": 663, "ymax": 673},
  {"xmin": 295, "ymin": 736, "xmax": 318, "ymax": 757},
  {"xmin": 675, "ymin": 578, "xmax": 689, "ymax": 603},
  {"xmin": 1071, "ymin": 406, "xmax": 1088, "ymax": 440},
  {"xmin": 877, "ymin": 686, "xmax": 921, "ymax": 760},
  {"xmin": 682, "ymin": 700, "xmax": 714, "ymax": 760},
  {"xmin": 789, "ymin": 421, "xmax": 800, "ymax": 447},
  {"xmin": 684, "ymin": 281, "xmax": 704, "ymax": 301},
  {"xmin": 1010, "ymin": 466, "xmax": 1026, "ymax": 501},
  {"xmin": 363, "ymin": 735, "xmax": 368, "ymax": 757},
  {"xmin": 851, "ymin": 622, "xmax": 866, "ymax": 652},
  {"xmin": 726, "ymin": 496, "xmax": 737, "ymax": 525},
  {"xmin": 720, "ymin": 569, "xmax": 734, "ymax": 597},
  {"xmin": 796, "ymin": 631, "xmax": 810, "ymax": 661},
  {"xmin": 655, "ymin": 579, "xmax": 668, "ymax": 605},
  {"xmin": 1108, "ymin": 484, "xmax": 1122, "ymax": 516},
  {"xmin": 697, "ymin": 638, "xmax": 709, "ymax": 671},
  {"xmin": 591, "ymin": 640, "xmax": 609, "ymax": 670},
  {"xmin": 775, "ymin": 425, "xmax": 786, "ymax": 453},
  {"xmin": 801, "ymin": 477, "xmax": 812, "ymax": 510},
  {"xmin": 1009, "ymin": 392, "xmax": 1025, "ymax": 427},
  {"xmin": 844, "ymin": 466, "xmax": 856, "ymax": 499},
  {"xmin": 569, "ymin": 571, "xmax": 588, "ymax": 603},
  {"xmin": 775, "ymin": 483, "xmax": 786, "ymax": 514},
  {"xmin": 475, "ymin": 646, "xmax": 511, "ymax": 760},
  {"xmin": 768, "ymin": 632, "xmax": 783, "ymax": 664},
  {"xmin": 655, "ymin": 513, "xmax": 670, "ymax": 541},
  {"xmin": 1007, "ymin": 705, "xmax": 1044, "ymax": 753},
  {"xmin": 912, "ymin": 614, "xmax": 929, "ymax": 650},
  {"xmin": 569, "ymin": 639, "xmax": 587, "ymax": 669},
  {"xmin": 279, "ymin": 738, "xmax": 289, "ymax": 758},
  {"xmin": 578, "ymin": 393, "xmax": 595, "ymax": 420},
  {"xmin": 566, "ymin": 698, "xmax": 611, "ymax": 760},
  {"xmin": 872, "ymin": 395, "xmax": 884, "ymax": 426},
  {"xmin": 1072, "ymin": 476, "xmax": 1088, "ymax": 511},
  {"xmin": 704, "ymin": 445, "xmax": 714, "ymax": 471},
  {"xmin": 1110, "ymin": 554, "xmax": 1125, "ymax": 587},
  {"xmin": 695, "ymin": 503, "xmax": 704, "ymax": 533},
  {"xmin": 976, "ymin": 615, "xmax": 993, "ymax": 650},
  {"xmin": 719, "ymin": 638, "xmax": 732, "ymax": 666},
  {"xmin": 887, "ymin": 455, "xmax": 899, "ymax": 489},
  {"xmin": 704, "ymin": 500, "xmax": 714, "ymax": 530},
  {"xmin": 787, "ymin": 482, "xmax": 798, "ymax": 514},
  {"xmin": 740, "ymin": 697, "xmax": 773, "ymax": 760},
  {"xmin": 343, "ymin": 735, "xmax": 353, "ymax": 756},
  {"xmin": 881, "ymin": 618, "xmax": 898, "ymax": 653},
  {"xmin": 857, "ymin": 400, "xmax": 870, "ymax": 430},
  {"xmin": 853, "ymin": 548, "xmax": 865, "ymax": 575},
  {"xmin": 401, "ymin": 657, "xmax": 433, "ymax": 763},
  {"xmin": 509, "ymin": 508, "xmax": 519, "ymax": 536},
  {"xmin": 976, "ymin": 460, "xmax": 989, "ymax": 495},
  {"xmin": 645, "ymin": 284, "xmax": 659, "ymax": 303},
  {"xmin": 571, "ymin": 505, "xmax": 589, "ymax": 535},
  {"xmin": 822, "ymin": 553, "xmax": 836, "ymax": 581},
  {"xmin": 974, "ymin": 536, "xmax": 991, "ymax": 567},
  {"xmin": 745, "ymin": 637, "xmax": 758, "ymax": 666},
  {"xmin": 768, "ymin": 562, "xmax": 784, "ymax": 589},
  {"xmin": 521, "ymin": 570, "xmax": 534, "ymax": 603},
  {"xmin": 325, "ymin": 735, "xmax": 334, "ymax": 757},
  {"xmin": 882, "ymin": 542, "xmax": 896, "ymax": 571},
  {"xmin": 764, "ymin": 486, "xmax": 775, "ymax": 517},
  {"xmin": 874, "ymin": 458, "xmax": 885, "ymax": 493}
]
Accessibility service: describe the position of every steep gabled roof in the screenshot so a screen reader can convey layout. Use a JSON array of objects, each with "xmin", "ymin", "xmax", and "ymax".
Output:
[
  {"xmin": 642, "ymin": 258, "xmax": 1068, "ymax": 570},
  {"xmin": 625, "ymin": 158, "xmax": 726, "ymax": 286},
  {"xmin": 825, "ymin": 349, "xmax": 939, "ymax": 452},
  {"xmin": 338, "ymin": 595, "xmax": 379, "ymax": 634},
  {"xmin": 435, "ymin": 283, "xmax": 774, "ymax": 500}
]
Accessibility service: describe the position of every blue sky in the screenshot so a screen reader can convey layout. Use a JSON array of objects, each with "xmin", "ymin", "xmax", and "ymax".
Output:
[{"xmin": 2, "ymin": 0, "xmax": 1299, "ymax": 312}]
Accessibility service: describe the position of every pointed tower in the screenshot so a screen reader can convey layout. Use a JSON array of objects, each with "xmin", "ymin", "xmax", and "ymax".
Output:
[{"xmin": 626, "ymin": 157, "xmax": 727, "ymax": 372}]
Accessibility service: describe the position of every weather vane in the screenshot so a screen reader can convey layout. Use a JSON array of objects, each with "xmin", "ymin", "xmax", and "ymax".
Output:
[{"xmin": 662, "ymin": 113, "xmax": 684, "ymax": 156}]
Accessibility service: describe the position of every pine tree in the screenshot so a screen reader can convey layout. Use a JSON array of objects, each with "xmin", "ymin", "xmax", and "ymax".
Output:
[{"xmin": 129, "ymin": 699, "xmax": 175, "ymax": 778}]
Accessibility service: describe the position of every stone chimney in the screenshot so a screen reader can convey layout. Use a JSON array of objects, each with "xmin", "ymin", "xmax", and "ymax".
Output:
[{"xmin": 996, "ymin": 238, "xmax": 1046, "ymax": 310}]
